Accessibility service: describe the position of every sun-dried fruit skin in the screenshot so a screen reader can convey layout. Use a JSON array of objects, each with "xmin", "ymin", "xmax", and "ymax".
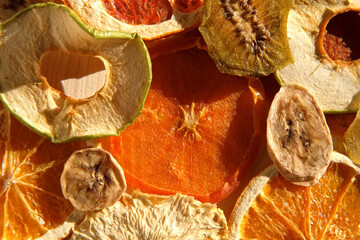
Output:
[
  {"xmin": 199, "ymin": 0, "xmax": 294, "ymax": 76},
  {"xmin": 61, "ymin": 148, "xmax": 126, "ymax": 212},
  {"xmin": 267, "ymin": 84, "xmax": 332, "ymax": 185}
]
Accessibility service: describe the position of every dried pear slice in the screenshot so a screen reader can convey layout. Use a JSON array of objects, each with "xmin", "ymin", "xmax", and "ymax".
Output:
[
  {"xmin": 0, "ymin": 3, "xmax": 151, "ymax": 143},
  {"xmin": 61, "ymin": 148, "xmax": 127, "ymax": 212},
  {"xmin": 199, "ymin": 0, "xmax": 294, "ymax": 76},
  {"xmin": 267, "ymin": 84, "xmax": 333, "ymax": 186},
  {"xmin": 276, "ymin": 0, "xmax": 360, "ymax": 113},
  {"xmin": 70, "ymin": 191, "xmax": 228, "ymax": 240}
]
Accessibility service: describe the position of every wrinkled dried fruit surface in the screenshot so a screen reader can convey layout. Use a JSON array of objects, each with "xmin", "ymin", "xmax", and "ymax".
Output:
[
  {"xmin": 344, "ymin": 106, "xmax": 360, "ymax": 167},
  {"xmin": 276, "ymin": 0, "xmax": 360, "ymax": 113},
  {"xmin": 0, "ymin": 3, "xmax": 151, "ymax": 143},
  {"xmin": 64, "ymin": 0, "xmax": 203, "ymax": 40},
  {"xmin": 61, "ymin": 148, "xmax": 126, "ymax": 211},
  {"xmin": 199, "ymin": 0, "xmax": 293, "ymax": 76},
  {"xmin": 70, "ymin": 191, "xmax": 228, "ymax": 240},
  {"xmin": 267, "ymin": 84, "xmax": 332, "ymax": 185}
]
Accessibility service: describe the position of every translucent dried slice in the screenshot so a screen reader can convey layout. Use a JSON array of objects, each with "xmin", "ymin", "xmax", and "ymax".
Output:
[
  {"xmin": 228, "ymin": 152, "xmax": 360, "ymax": 240},
  {"xmin": 199, "ymin": 0, "xmax": 294, "ymax": 76},
  {"xmin": 267, "ymin": 84, "xmax": 332, "ymax": 185}
]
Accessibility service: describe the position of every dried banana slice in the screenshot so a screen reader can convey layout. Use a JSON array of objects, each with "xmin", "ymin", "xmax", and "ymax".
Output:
[
  {"xmin": 267, "ymin": 84, "xmax": 332, "ymax": 185},
  {"xmin": 60, "ymin": 148, "xmax": 126, "ymax": 211}
]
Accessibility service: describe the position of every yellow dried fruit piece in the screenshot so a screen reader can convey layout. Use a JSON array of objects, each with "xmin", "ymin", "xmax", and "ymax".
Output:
[
  {"xmin": 61, "ymin": 148, "xmax": 127, "ymax": 212},
  {"xmin": 267, "ymin": 84, "xmax": 333, "ymax": 185},
  {"xmin": 0, "ymin": 3, "xmax": 151, "ymax": 143},
  {"xmin": 199, "ymin": 0, "xmax": 294, "ymax": 76}
]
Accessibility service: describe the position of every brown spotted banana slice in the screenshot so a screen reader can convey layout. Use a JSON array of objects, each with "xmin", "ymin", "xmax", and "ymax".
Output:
[
  {"xmin": 267, "ymin": 84, "xmax": 332, "ymax": 186},
  {"xmin": 60, "ymin": 148, "xmax": 126, "ymax": 211}
]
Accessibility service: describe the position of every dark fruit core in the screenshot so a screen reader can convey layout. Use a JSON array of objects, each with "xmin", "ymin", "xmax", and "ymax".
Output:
[
  {"xmin": 102, "ymin": 0, "xmax": 173, "ymax": 25},
  {"xmin": 323, "ymin": 11, "xmax": 360, "ymax": 61}
]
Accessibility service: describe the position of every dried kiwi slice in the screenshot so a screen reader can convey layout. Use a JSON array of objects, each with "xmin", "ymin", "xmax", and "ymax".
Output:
[{"xmin": 199, "ymin": 0, "xmax": 294, "ymax": 76}]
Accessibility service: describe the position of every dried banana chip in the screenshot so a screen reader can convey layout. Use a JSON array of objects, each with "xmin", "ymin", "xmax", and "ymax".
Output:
[
  {"xmin": 267, "ymin": 84, "xmax": 332, "ymax": 185},
  {"xmin": 60, "ymin": 148, "xmax": 126, "ymax": 211}
]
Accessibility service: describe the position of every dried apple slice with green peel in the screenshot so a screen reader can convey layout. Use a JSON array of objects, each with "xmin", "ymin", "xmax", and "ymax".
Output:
[
  {"xmin": 63, "ymin": 0, "xmax": 204, "ymax": 40},
  {"xmin": 276, "ymin": 0, "xmax": 360, "ymax": 113},
  {"xmin": 0, "ymin": 3, "xmax": 152, "ymax": 143}
]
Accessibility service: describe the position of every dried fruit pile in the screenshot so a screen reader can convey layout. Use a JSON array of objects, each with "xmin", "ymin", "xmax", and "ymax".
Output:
[{"xmin": 0, "ymin": 0, "xmax": 360, "ymax": 239}]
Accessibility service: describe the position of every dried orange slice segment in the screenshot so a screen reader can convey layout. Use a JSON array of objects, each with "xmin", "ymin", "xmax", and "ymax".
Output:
[
  {"xmin": 228, "ymin": 151, "xmax": 360, "ymax": 239},
  {"xmin": 0, "ymin": 107, "xmax": 86, "ymax": 239},
  {"xmin": 98, "ymin": 48, "xmax": 266, "ymax": 203},
  {"xmin": 63, "ymin": 0, "xmax": 204, "ymax": 40}
]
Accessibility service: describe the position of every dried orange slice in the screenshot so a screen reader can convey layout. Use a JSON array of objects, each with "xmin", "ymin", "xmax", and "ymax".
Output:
[
  {"xmin": 228, "ymin": 151, "xmax": 360, "ymax": 239},
  {"xmin": 63, "ymin": 0, "xmax": 204, "ymax": 40},
  {"xmin": 98, "ymin": 47, "xmax": 266, "ymax": 203},
  {"xmin": 0, "ymin": 106, "xmax": 86, "ymax": 239}
]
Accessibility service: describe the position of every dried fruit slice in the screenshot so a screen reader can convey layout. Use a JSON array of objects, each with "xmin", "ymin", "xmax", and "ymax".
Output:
[
  {"xmin": 0, "ymin": 3, "xmax": 151, "ymax": 143},
  {"xmin": 267, "ymin": 84, "xmax": 332, "ymax": 185},
  {"xmin": 70, "ymin": 191, "xmax": 228, "ymax": 239},
  {"xmin": 276, "ymin": 0, "xmax": 360, "ymax": 112},
  {"xmin": 61, "ymin": 148, "xmax": 126, "ymax": 212},
  {"xmin": 63, "ymin": 0, "xmax": 204, "ymax": 40},
  {"xmin": 228, "ymin": 151, "xmax": 360, "ymax": 240},
  {"xmin": 199, "ymin": 0, "xmax": 294, "ymax": 76},
  {"xmin": 98, "ymin": 48, "xmax": 267, "ymax": 203},
  {"xmin": 0, "ymin": 106, "xmax": 86, "ymax": 239},
  {"xmin": 343, "ymin": 106, "xmax": 360, "ymax": 167}
]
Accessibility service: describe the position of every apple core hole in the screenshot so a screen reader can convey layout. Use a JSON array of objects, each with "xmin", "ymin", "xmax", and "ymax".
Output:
[
  {"xmin": 323, "ymin": 11, "xmax": 360, "ymax": 61},
  {"xmin": 40, "ymin": 51, "xmax": 106, "ymax": 99}
]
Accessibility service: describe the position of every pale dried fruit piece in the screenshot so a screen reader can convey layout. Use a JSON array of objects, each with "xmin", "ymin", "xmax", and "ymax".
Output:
[
  {"xmin": 344, "ymin": 105, "xmax": 360, "ymax": 166},
  {"xmin": 276, "ymin": 0, "xmax": 360, "ymax": 112},
  {"xmin": 60, "ymin": 148, "xmax": 127, "ymax": 212},
  {"xmin": 63, "ymin": 0, "xmax": 204, "ymax": 40},
  {"xmin": 267, "ymin": 84, "xmax": 333, "ymax": 185},
  {"xmin": 0, "ymin": 3, "xmax": 151, "ymax": 143},
  {"xmin": 70, "ymin": 191, "xmax": 228, "ymax": 240},
  {"xmin": 199, "ymin": 0, "xmax": 294, "ymax": 76}
]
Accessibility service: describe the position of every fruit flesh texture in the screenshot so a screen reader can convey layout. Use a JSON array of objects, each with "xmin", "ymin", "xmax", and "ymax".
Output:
[
  {"xmin": 239, "ymin": 162, "xmax": 360, "ymax": 239},
  {"xmin": 99, "ymin": 48, "xmax": 266, "ymax": 203},
  {"xmin": 0, "ymin": 115, "xmax": 85, "ymax": 239},
  {"xmin": 102, "ymin": 0, "xmax": 203, "ymax": 25}
]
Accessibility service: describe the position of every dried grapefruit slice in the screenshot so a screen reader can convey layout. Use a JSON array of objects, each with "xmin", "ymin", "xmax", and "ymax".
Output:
[
  {"xmin": 63, "ymin": 0, "xmax": 203, "ymax": 40},
  {"xmin": 228, "ymin": 151, "xmax": 360, "ymax": 240},
  {"xmin": 98, "ymin": 48, "xmax": 266, "ymax": 203},
  {"xmin": 0, "ymin": 106, "xmax": 86, "ymax": 239}
]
